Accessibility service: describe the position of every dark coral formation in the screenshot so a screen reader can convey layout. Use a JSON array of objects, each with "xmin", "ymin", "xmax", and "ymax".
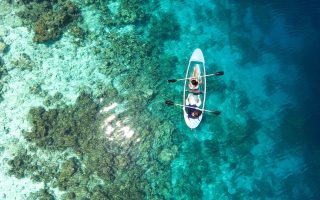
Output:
[
  {"xmin": 28, "ymin": 188, "xmax": 55, "ymax": 200},
  {"xmin": 24, "ymin": 92, "xmax": 98, "ymax": 151},
  {"xmin": 8, "ymin": 150, "xmax": 32, "ymax": 178},
  {"xmin": 33, "ymin": 1, "xmax": 81, "ymax": 42},
  {"xmin": 149, "ymin": 12, "xmax": 181, "ymax": 42},
  {"xmin": 10, "ymin": 53, "xmax": 35, "ymax": 70},
  {"xmin": 8, "ymin": 90, "xmax": 175, "ymax": 199},
  {"xmin": 56, "ymin": 157, "xmax": 79, "ymax": 190},
  {"xmin": 16, "ymin": 0, "xmax": 81, "ymax": 42},
  {"xmin": 116, "ymin": 0, "xmax": 148, "ymax": 24},
  {"xmin": 92, "ymin": 0, "xmax": 148, "ymax": 26}
]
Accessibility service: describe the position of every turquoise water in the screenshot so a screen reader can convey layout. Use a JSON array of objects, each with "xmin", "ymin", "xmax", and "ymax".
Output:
[{"xmin": 0, "ymin": 0, "xmax": 319, "ymax": 199}]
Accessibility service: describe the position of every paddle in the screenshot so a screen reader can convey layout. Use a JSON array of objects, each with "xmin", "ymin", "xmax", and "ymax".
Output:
[
  {"xmin": 165, "ymin": 100, "xmax": 221, "ymax": 115},
  {"xmin": 168, "ymin": 71, "xmax": 224, "ymax": 83}
]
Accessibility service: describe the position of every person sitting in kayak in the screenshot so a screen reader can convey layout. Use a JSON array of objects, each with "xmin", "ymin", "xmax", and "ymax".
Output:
[
  {"xmin": 186, "ymin": 105, "xmax": 202, "ymax": 119},
  {"xmin": 186, "ymin": 93, "xmax": 202, "ymax": 118},
  {"xmin": 188, "ymin": 64, "xmax": 202, "ymax": 90},
  {"xmin": 186, "ymin": 93, "xmax": 201, "ymax": 107}
]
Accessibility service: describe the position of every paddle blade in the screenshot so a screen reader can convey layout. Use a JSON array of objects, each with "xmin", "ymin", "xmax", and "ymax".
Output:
[
  {"xmin": 212, "ymin": 111, "xmax": 221, "ymax": 115},
  {"xmin": 165, "ymin": 100, "xmax": 175, "ymax": 106},
  {"xmin": 215, "ymin": 71, "xmax": 224, "ymax": 76},
  {"xmin": 167, "ymin": 79, "xmax": 177, "ymax": 83}
]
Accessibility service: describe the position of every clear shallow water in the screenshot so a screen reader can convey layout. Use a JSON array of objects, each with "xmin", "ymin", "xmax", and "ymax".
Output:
[{"xmin": 0, "ymin": 0, "xmax": 319, "ymax": 199}]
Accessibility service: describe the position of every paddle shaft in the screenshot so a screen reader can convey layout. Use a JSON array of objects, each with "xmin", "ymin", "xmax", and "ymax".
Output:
[
  {"xmin": 173, "ymin": 102, "xmax": 218, "ymax": 113},
  {"xmin": 174, "ymin": 73, "xmax": 221, "ymax": 82}
]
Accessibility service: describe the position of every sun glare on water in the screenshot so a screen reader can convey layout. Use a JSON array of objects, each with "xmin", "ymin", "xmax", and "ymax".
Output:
[{"xmin": 100, "ymin": 101, "xmax": 136, "ymax": 141}]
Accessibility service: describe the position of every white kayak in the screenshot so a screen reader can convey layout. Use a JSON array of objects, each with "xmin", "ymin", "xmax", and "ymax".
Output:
[{"xmin": 183, "ymin": 48, "xmax": 206, "ymax": 129}]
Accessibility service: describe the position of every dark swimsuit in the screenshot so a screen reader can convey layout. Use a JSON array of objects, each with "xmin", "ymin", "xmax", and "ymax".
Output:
[{"xmin": 187, "ymin": 105, "xmax": 202, "ymax": 119}]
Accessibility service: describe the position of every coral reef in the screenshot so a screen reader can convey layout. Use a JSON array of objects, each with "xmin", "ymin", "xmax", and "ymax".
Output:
[
  {"xmin": 8, "ymin": 150, "xmax": 33, "ymax": 178},
  {"xmin": 116, "ymin": 0, "xmax": 148, "ymax": 24},
  {"xmin": 57, "ymin": 158, "xmax": 79, "ymax": 190},
  {"xmin": 149, "ymin": 12, "xmax": 181, "ymax": 43},
  {"xmin": 43, "ymin": 92, "xmax": 64, "ymax": 107},
  {"xmin": 93, "ymin": 0, "xmax": 148, "ymax": 26},
  {"xmin": 24, "ymin": 92, "xmax": 98, "ymax": 151},
  {"xmin": 8, "ymin": 91, "xmax": 173, "ymax": 199},
  {"xmin": 10, "ymin": 53, "xmax": 34, "ymax": 70},
  {"xmin": 33, "ymin": 1, "xmax": 81, "ymax": 42},
  {"xmin": 6, "ymin": 2, "xmax": 183, "ymax": 199},
  {"xmin": 16, "ymin": 0, "xmax": 81, "ymax": 42},
  {"xmin": 16, "ymin": 1, "xmax": 53, "ymax": 23},
  {"xmin": 28, "ymin": 188, "xmax": 55, "ymax": 200}
]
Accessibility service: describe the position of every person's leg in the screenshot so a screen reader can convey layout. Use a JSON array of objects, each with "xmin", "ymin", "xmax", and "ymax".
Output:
[
  {"xmin": 194, "ymin": 64, "xmax": 202, "ymax": 84},
  {"xmin": 191, "ymin": 67, "xmax": 196, "ymax": 77}
]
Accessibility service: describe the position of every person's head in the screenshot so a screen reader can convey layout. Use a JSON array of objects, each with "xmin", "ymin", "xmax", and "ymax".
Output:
[
  {"xmin": 191, "ymin": 79, "xmax": 198, "ymax": 86},
  {"xmin": 191, "ymin": 110, "xmax": 201, "ymax": 118}
]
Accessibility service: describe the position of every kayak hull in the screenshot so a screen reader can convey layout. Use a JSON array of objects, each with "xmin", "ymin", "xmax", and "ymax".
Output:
[{"xmin": 183, "ymin": 48, "xmax": 206, "ymax": 129}]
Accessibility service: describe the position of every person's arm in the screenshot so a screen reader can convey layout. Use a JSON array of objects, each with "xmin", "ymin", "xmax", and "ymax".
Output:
[{"xmin": 186, "ymin": 97, "xmax": 190, "ymax": 105}]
